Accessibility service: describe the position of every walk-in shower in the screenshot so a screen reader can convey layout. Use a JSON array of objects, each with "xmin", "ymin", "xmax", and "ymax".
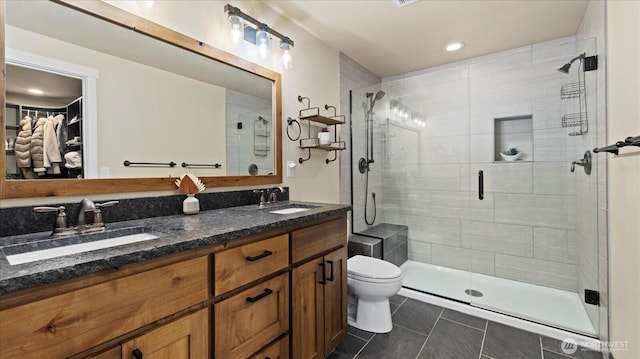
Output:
[{"xmin": 349, "ymin": 36, "xmax": 604, "ymax": 338}]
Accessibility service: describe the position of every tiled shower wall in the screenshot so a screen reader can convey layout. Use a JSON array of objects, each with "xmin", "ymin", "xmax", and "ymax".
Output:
[
  {"xmin": 225, "ymin": 89, "xmax": 273, "ymax": 176},
  {"xmin": 377, "ymin": 36, "xmax": 593, "ymax": 293}
]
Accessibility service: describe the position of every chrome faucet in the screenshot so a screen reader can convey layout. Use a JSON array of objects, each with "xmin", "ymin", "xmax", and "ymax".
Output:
[{"xmin": 267, "ymin": 186, "xmax": 286, "ymax": 204}]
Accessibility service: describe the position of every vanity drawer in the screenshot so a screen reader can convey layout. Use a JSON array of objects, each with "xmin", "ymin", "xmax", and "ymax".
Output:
[
  {"xmin": 249, "ymin": 335, "xmax": 290, "ymax": 359},
  {"xmin": 214, "ymin": 234, "xmax": 289, "ymax": 295},
  {"xmin": 214, "ymin": 273, "xmax": 289, "ymax": 359},
  {"xmin": 0, "ymin": 256, "xmax": 208, "ymax": 359},
  {"xmin": 291, "ymin": 217, "xmax": 347, "ymax": 264}
]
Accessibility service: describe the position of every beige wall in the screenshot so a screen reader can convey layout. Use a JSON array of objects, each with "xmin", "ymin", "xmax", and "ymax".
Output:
[
  {"xmin": 3, "ymin": 0, "xmax": 341, "ymax": 206},
  {"xmin": 607, "ymin": 1, "xmax": 640, "ymax": 358}
]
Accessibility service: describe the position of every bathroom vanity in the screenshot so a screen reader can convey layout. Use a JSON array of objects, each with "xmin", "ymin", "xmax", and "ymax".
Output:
[{"xmin": 0, "ymin": 203, "xmax": 349, "ymax": 359}]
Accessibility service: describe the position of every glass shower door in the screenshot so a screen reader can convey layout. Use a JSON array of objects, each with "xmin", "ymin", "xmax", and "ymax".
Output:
[{"xmin": 467, "ymin": 37, "xmax": 601, "ymax": 337}]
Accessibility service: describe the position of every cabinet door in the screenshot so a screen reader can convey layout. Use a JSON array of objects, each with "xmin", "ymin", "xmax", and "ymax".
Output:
[
  {"xmin": 249, "ymin": 335, "xmax": 289, "ymax": 359},
  {"xmin": 323, "ymin": 247, "xmax": 348, "ymax": 355},
  {"xmin": 292, "ymin": 257, "xmax": 325, "ymax": 359},
  {"xmin": 215, "ymin": 273, "xmax": 289, "ymax": 359},
  {"xmin": 121, "ymin": 309, "xmax": 208, "ymax": 359}
]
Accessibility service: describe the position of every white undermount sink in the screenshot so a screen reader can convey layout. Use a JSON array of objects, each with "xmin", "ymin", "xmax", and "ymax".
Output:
[
  {"xmin": 269, "ymin": 207, "xmax": 313, "ymax": 215},
  {"xmin": 4, "ymin": 227, "xmax": 162, "ymax": 266}
]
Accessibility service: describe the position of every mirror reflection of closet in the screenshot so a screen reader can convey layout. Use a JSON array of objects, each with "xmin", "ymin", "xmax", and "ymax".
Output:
[{"xmin": 5, "ymin": 64, "xmax": 84, "ymax": 180}]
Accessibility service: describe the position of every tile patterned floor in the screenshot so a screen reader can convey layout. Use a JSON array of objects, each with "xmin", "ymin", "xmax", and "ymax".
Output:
[{"xmin": 328, "ymin": 295, "xmax": 603, "ymax": 359}]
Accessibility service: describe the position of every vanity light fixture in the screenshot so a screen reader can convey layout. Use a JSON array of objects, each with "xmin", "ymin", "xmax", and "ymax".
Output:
[
  {"xmin": 227, "ymin": 6, "xmax": 244, "ymax": 45},
  {"xmin": 256, "ymin": 24, "xmax": 270, "ymax": 59},
  {"xmin": 280, "ymin": 38, "xmax": 293, "ymax": 70},
  {"xmin": 224, "ymin": 4, "xmax": 295, "ymax": 69},
  {"xmin": 445, "ymin": 41, "xmax": 464, "ymax": 52},
  {"xmin": 28, "ymin": 88, "xmax": 44, "ymax": 95},
  {"xmin": 136, "ymin": 0, "xmax": 154, "ymax": 9}
]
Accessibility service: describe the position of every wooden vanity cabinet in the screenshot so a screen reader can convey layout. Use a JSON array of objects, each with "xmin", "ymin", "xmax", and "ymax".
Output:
[
  {"xmin": 0, "ymin": 213, "xmax": 348, "ymax": 359},
  {"xmin": 291, "ymin": 217, "xmax": 348, "ymax": 359}
]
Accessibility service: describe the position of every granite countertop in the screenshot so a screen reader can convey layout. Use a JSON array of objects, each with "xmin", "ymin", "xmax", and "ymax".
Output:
[{"xmin": 0, "ymin": 201, "xmax": 350, "ymax": 295}]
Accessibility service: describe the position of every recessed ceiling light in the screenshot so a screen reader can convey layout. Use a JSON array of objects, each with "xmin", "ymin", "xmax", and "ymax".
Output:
[
  {"xmin": 28, "ymin": 88, "xmax": 44, "ymax": 95},
  {"xmin": 445, "ymin": 41, "xmax": 465, "ymax": 52}
]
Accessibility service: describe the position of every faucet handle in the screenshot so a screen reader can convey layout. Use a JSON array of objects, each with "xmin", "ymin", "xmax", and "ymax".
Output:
[
  {"xmin": 253, "ymin": 189, "xmax": 267, "ymax": 207},
  {"xmin": 95, "ymin": 200, "xmax": 119, "ymax": 208},
  {"xmin": 33, "ymin": 206, "xmax": 69, "ymax": 235},
  {"xmin": 93, "ymin": 201, "xmax": 119, "ymax": 227}
]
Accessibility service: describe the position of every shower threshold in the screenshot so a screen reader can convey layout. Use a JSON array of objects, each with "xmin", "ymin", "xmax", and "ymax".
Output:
[{"xmin": 400, "ymin": 260, "xmax": 597, "ymax": 337}]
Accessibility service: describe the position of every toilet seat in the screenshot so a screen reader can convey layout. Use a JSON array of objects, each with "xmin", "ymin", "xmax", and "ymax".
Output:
[{"xmin": 347, "ymin": 255, "xmax": 402, "ymax": 281}]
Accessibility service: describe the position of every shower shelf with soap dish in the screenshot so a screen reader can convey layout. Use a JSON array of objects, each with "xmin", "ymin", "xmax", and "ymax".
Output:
[{"xmin": 295, "ymin": 95, "xmax": 346, "ymax": 164}]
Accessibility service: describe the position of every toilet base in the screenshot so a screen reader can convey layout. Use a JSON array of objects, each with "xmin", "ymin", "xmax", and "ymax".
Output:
[{"xmin": 348, "ymin": 297, "xmax": 393, "ymax": 333}]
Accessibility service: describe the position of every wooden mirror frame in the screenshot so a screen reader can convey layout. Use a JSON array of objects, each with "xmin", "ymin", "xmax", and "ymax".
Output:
[{"xmin": 0, "ymin": 0, "xmax": 282, "ymax": 199}]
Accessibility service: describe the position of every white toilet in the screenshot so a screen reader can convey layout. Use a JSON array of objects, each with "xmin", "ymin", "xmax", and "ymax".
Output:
[{"xmin": 347, "ymin": 255, "xmax": 403, "ymax": 333}]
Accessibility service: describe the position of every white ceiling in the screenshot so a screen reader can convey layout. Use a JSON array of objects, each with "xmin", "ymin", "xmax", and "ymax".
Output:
[{"xmin": 264, "ymin": 0, "xmax": 589, "ymax": 78}]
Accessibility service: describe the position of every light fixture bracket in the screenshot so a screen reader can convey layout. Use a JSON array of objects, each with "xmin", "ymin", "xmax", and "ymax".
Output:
[{"xmin": 224, "ymin": 4, "xmax": 294, "ymax": 47}]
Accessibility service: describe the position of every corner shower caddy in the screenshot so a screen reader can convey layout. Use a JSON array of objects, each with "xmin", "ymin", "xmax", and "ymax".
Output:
[
  {"xmin": 561, "ymin": 55, "xmax": 589, "ymax": 136},
  {"xmin": 295, "ymin": 95, "xmax": 346, "ymax": 164}
]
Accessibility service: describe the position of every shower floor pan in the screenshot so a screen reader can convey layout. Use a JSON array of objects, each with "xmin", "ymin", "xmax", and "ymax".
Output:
[{"xmin": 400, "ymin": 260, "xmax": 596, "ymax": 336}]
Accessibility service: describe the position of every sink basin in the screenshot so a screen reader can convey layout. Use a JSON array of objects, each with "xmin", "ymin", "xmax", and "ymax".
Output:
[
  {"xmin": 269, "ymin": 207, "xmax": 312, "ymax": 215},
  {"xmin": 3, "ymin": 226, "xmax": 164, "ymax": 265},
  {"xmin": 234, "ymin": 202, "xmax": 320, "ymax": 213}
]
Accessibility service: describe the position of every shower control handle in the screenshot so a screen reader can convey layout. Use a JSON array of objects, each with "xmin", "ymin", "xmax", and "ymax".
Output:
[{"xmin": 478, "ymin": 170, "xmax": 484, "ymax": 200}]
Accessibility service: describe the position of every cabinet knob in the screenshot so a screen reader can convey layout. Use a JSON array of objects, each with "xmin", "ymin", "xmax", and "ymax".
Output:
[{"xmin": 132, "ymin": 348, "xmax": 143, "ymax": 359}]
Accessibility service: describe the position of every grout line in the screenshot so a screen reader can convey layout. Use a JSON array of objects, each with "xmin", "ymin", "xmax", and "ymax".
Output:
[
  {"xmin": 346, "ymin": 331, "xmax": 371, "ymax": 342},
  {"xmin": 478, "ymin": 320, "xmax": 489, "ymax": 359},
  {"xmin": 540, "ymin": 335, "xmax": 545, "ymax": 359},
  {"xmin": 414, "ymin": 307, "xmax": 444, "ymax": 359},
  {"xmin": 440, "ymin": 316, "xmax": 485, "ymax": 332},
  {"xmin": 352, "ymin": 330, "xmax": 377, "ymax": 359}
]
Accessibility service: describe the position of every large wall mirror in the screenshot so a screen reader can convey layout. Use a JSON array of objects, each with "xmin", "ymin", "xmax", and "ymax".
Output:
[{"xmin": 1, "ymin": 0, "xmax": 282, "ymax": 199}]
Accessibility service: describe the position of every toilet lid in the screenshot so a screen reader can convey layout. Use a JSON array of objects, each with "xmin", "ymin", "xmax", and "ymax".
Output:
[{"xmin": 348, "ymin": 255, "xmax": 402, "ymax": 280}]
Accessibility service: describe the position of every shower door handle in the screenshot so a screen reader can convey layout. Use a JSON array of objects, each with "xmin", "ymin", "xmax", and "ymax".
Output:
[{"xmin": 478, "ymin": 170, "xmax": 484, "ymax": 200}]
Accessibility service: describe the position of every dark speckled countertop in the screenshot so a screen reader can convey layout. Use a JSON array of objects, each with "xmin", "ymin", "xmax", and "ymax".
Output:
[{"xmin": 0, "ymin": 201, "xmax": 350, "ymax": 295}]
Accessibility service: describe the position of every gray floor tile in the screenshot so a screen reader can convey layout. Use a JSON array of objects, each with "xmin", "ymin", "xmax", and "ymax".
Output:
[
  {"xmin": 327, "ymin": 334, "xmax": 367, "ymax": 359},
  {"xmin": 390, "ymin": 302, "xmax": 399, "ymax": 314},
  {"xmin": 356, "ymin": 325, "xmax": 427, "ymax": 359},
  {"xmin": 417, "ymin": 318, "xmax": 484, "ymax": 359},
  {"xmin": 392, "ymin": 298, "xmax": 443, "ymax": 335},
  {"xmin": 482, "ymin": 321, "xmax": 542, "ymax": 359},
  {"xmin": 441, "ymin": 308, "xmax": 488, "ymax": 330},
  {"xmin": 348, "ymin": 325, "xmax": 375, "ymax": 341},
  {"xmin": 390, "ymin": 294, "xmax": 406, "ymax": 305},
  {"xmin": 541, "ymin": 337, "xmax": 603, "ymax": 359}
]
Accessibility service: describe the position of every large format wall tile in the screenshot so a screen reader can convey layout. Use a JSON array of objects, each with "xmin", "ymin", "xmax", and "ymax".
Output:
[
  {"xmin": 533, "ymin": 227, "xmax": 577, "ymax": 264},
  {"xmin": 495, "ymin": 254, "xmax": 577, "ymax": 291},
  {"xmin": 461, "ymin": 221, "xmax": 534, "ymax": 257},
  {"xmin": 495, "ymin": 193, "xmax": 575, "ymax": 229}
]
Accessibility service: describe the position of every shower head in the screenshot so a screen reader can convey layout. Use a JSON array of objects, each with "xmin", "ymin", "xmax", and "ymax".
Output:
[
  {"xmin": 366, "ymin": 90, "xmax": 386, "ymax": 109},
  {"xmin": 257, "ymin": 115, "xmax": 267, "ymax": 124},
  {"xmin": 557, "ymin": 53, "xmax": 585, "ymax": 74}
]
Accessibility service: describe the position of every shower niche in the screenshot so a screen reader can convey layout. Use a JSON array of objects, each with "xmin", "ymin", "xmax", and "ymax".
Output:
[{"xmin": 493, "ymin": 115, "xmax": 533, "ymax": 162}]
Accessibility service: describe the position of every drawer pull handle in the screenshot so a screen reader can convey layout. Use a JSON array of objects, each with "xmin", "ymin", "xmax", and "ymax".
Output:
[
  {"xmin": 132, "ymin": 349, "xmax": 143, "ymax": 359},
  {"xmin": 246, "ymin": 288, "xmax": 273, "ymax": 303},
  {"xmin": 246, "ymin": 250, "xmax": 273, "ymax": 262},
  {"xmin": 327, "ymin": 260, "xmax": 335, "ymax": 282},
  {"xmin": 319, "ymin": 262, "xmax": 326, "ymax": 285}
]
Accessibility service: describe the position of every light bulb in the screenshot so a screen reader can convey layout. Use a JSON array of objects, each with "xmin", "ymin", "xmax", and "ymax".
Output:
[
  {"xmin": 256, "ymin": 28, "xmax": 270, "ymax": 59},
  {"xmin": 280, "ymin": 40, "xmax": 293, "ymax": 69},
  {"xmin": 228, "ymin": 14, "xmax": 243, "ymax": 45}
]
